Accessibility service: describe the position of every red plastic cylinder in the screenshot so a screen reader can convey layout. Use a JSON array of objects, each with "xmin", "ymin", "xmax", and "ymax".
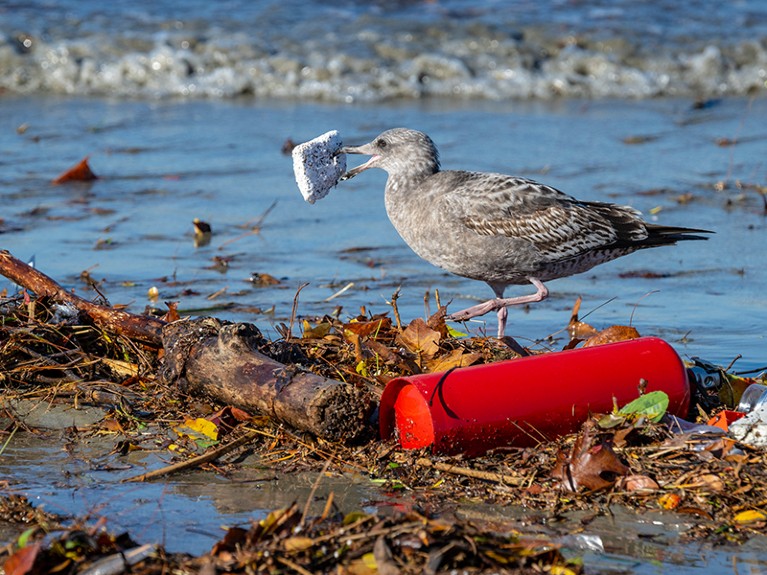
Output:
[{"xmin": 379, "ymin": 337, "xmax": 690, "ymax": 456}]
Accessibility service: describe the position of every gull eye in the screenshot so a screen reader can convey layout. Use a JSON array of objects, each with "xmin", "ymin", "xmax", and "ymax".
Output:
[{"xmin": 376, "ymin": 138, "xmax": 387, "ymax": 148}]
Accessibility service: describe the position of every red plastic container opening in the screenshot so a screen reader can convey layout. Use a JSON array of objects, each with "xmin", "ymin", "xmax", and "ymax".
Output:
[{"xmin": 379, "ymin": 337, "xmax": 690, "ymax": 456}]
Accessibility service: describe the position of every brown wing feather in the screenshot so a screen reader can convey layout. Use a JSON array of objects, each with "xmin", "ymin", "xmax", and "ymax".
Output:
[{"xmin": 448, "ymin": 172, "xmax": 647, "ymax": 261}]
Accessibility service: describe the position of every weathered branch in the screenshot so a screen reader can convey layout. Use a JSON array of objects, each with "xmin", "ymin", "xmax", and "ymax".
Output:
[{"xmin": 0, "ymin": 250, "xmax": 164, "ymax": 346}]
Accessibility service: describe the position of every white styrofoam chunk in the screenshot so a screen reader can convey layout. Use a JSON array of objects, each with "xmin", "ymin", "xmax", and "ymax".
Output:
[
  {"xmin": 729, "ymin": 405, "xmax": 767, "ymax": 447},
  {"xmin": 292, "ymin": 130, "xmax": 346, "ymax": 204}
]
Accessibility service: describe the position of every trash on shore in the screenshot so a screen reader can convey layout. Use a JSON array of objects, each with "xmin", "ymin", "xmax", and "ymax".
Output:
[
  {"xmin": 379, "ymin": 336, "xmax": 690, "ymax": 456},
  {"xmin": 3, "ymin": 248, "xmax": 767, "ymax": 570}
]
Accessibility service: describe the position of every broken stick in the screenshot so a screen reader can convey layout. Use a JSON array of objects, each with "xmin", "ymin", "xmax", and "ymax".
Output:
[{"xmin": 0, "ymin": 249, "xmax": 163, "ymax": 345}]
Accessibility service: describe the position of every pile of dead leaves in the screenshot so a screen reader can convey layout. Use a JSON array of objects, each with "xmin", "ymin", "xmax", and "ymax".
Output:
[{"xmin": 3, "ymin": 286, "xmax": 767, "ymax": 572}]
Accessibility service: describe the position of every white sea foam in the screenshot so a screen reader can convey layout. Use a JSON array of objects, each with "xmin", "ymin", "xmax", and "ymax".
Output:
[{"xmin": 2, "ymin": 1, "xmax": 765, "ymax": 101}]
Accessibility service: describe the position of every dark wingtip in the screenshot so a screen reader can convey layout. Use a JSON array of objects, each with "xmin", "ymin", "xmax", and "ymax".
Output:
[{"xmin": 649, "ymin": 225, "xmax": 714, "ymax": 242}]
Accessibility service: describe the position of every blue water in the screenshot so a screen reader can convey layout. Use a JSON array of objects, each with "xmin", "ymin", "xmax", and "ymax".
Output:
[{"xmin": 2, "ymin": 95, "xmax": 765, "ymax": 369}]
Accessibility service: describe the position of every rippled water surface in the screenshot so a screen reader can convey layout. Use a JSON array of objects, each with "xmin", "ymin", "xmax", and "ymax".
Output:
[{"xmin": 2, "ymin": 95, "xmax": 765, "ymax": 369}]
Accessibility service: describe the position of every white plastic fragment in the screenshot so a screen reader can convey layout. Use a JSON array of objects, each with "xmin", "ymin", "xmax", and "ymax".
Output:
[
  {"xmin": 292, "ymin": 130, "xmax": 346, "ymax": 204},
  {"xmin": 729, "ymin": 404, "xmax": 767, "ymax": 447}
]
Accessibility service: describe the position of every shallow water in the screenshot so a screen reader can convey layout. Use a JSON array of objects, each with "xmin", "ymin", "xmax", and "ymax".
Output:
[
  {"xmin": 2, "ymin": 95, "xmax": 766, "ymax": 367},
  {"xmin": 1, "ymin": 94, "xmax": 767, "ymax": 570}
]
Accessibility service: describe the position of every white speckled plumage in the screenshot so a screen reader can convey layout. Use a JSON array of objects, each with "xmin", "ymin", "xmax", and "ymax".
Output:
[{"xmin": 341, "ymin": 128, "xmax": 711, "ymax": 338}]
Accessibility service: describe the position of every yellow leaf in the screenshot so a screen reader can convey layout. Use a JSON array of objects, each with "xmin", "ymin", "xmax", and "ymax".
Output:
[
  {"xmin": 343, "ymin": 554, "xmax": 377, "ymax": 575},
  {"xmin": 362, "ymin": 552, "xmax": 377, "ymax": 570},
  {"xmin": 355, "ymin": 360, "xmax": 368, "ymax": 377},
  {"xmin": 283, "ymin": 536, "xmax": 315, "ymax": 552},
  {"xmin": 734, "ymin": 509, "xmax": 767, "ymax": 525},
  {"xmin": 175, "ymin": 417, "xmax": 219, "ymax": 441},
  {"xmin": 446, "ymin": 324, "xmax": 468, "ymax": 337},
  {"xmin": 549, "ymin": 566, "xmax": 579, "ymax": 575}
]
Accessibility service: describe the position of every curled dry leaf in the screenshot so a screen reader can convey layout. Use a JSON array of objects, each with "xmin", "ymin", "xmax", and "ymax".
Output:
[
  {"xmin": 685, "ymin": 473, "xmax": 724, "ymax": 493},
  {"xmin": 425, "ymin": 348, "xmax": 482, "ymax": 373},
  {"xmin": 397, "ymin": 318, "xmax": 440, "ymax": 362},
  {"xmin": 552, "ymin": 420, "xmax": 630, "ymax": 492}
]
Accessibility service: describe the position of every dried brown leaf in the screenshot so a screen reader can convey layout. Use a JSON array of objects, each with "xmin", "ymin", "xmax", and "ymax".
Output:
[
  {"xmin": 344, "ymin": 317, "xmax": 391, "ymax": 339},
  {"xmin": 425, "ymin": 349, "xmax": 482, "ymax": 373},
  {"xmin": 620, "ymin": 474, "xmax": 660, "ymax": 492},
  {"xmin": 397, "ymin": 318, "xmax": 440, "ymax": 360},
  {"xmin": 581, "ymin": 325, "xmax": 640, "ymax": 348},
  {"xmin": 552, "ymin": 421, "xmax": 629, "ymax": 492},
  {"xmin": 684, "ymin": 473, "xmax": 724, "ymax": 493}
]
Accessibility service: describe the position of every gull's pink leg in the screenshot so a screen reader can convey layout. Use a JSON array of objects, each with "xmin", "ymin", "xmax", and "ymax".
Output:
[{"xmin": 448, "ymin": 278, "xmax": 549, "ymax": 337}]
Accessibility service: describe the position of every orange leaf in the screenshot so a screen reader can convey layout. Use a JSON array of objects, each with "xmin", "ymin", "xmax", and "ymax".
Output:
[
  {"xmin": 52, "ymin": 156, "xmax": 98, "ymax": 184},
  {"xmin": 581, "ymin": 325, "xmax": 640, "ymax": 347},
  {"xmin": 658, "ymin": 492, "xmax": 681, "ymax": 510},
  {"xmin": 161, "ymin": 301, "xmax": 181, "ymax": 323},
  {"xmin": 4, "ymin": 543, "xmax": 40, "ymax": 575}
]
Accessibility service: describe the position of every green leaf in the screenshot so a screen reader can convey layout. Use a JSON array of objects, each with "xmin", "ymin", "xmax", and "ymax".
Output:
[
  {"xmin": 17, "ymin": 527, "xmax": 37, "ymax": 548},
  {"xmin": 446, "ymin": 325, "xmax": 468, "ymax": 338},
  {"xmin": 618, "ymin": 391, "xmax": 669, "ymax": 423},
  {"xmin": 597, "ymin": 412, "xmax": 627, "ymax": 429}
]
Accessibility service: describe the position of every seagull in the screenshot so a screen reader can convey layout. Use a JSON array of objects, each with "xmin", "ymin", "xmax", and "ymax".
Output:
[{"xmin": 340, "ymin": 128, "xmax": 711, "ymax": 338}]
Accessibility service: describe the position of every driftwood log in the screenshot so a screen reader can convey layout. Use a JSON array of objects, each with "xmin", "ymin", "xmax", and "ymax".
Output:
[
  {"xmin": 159, "ymin": 317, "xmax": 374, "ymax": 443},
  {"xmin": 0, "ymin": 250, "xmax": 375, "ymax": 443}
]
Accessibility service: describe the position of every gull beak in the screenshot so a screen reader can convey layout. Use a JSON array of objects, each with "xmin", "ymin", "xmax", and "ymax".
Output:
[{"xmin": 339, "ymin": 143, "xmax": 379, "ymax": 181}]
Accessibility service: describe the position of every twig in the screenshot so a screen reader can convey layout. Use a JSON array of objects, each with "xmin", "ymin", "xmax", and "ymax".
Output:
[
  {"xmin": 122, "ymin": 428, "xmax": 262, "ymax": 483},
  {"xmin": 286, "ymin": 282, "xmax": 310, "ymax": 342},
  {"xmin": 247, "ymin": 200, "xmax": 279, "ymax": 231},
  {"xmin": 218, "ymin": 200, "xmax": 279, "ymax": 250},
  {"xmin": 0, "ymin": 424, "xmax": 19, "ymax": 456},
  {"xmin": 389, "ymin": 288, "xmax": 402, "ymax": 330},
  {"xmin": 324, "ymin": 282, "xmax": 354, "ymax": 302},
  {"xmin": 301, "ymin": 459, "xmax": 332, "ymax": 526},
  {"xmin": 276, "ymin": 556, "xmax": 315, "ymax": 575},
  {"xmin": 415, "ymin": 457, "xmax": 524, "ymax": 486},
  {"xmin": 629, "ymin": 290, "xmax": 659, "ymax": 326},
  {"xmin": 0, "ymin": 250, "xmax": 164, "ymax": 346}
]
